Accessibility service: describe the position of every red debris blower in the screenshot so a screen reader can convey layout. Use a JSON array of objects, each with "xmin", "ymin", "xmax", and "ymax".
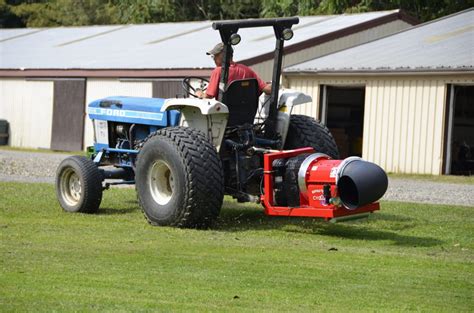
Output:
[{"xmin": 261, "ymin": 148, "xmax": 388, "ymax": 222}]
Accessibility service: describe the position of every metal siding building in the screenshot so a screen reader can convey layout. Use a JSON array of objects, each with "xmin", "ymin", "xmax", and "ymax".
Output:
[
  {"xmin": 284, "ymin": 9, "xmax": 474, "ymax": 175},
  {"xmin": 0, "ymin": 79, "xmax": 54, "ymax": 148},
  {"xmin": 251, "ymin": 17, "xmax": 412, "ymax": 80},
  {"xmin": 0, "ymin": 10, "xmax": 415, "ymax": 150}
]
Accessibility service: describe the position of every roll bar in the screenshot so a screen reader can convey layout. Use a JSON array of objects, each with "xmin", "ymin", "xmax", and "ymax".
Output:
[
  {"xmin": 212, "ymin": 17, "xmax": 299, "ymax": 139},
  {"xmin": 212, "ymin": 17, "xmax": 299, "ymax": 30}
]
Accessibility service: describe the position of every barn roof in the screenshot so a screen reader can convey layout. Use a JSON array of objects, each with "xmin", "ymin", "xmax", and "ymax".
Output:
[
  {"xmin": 285, "ymin": 8, "xmax": 474, "ymax": 74},
  {"xmin": 0, "ymin": 10, "xmax": 414, "ymax": 74}
]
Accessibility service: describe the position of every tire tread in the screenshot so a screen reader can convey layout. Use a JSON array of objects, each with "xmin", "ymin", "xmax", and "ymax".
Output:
[
  {"xmin": 284, "ymin": 114, "xmax": 339, "ymax": 159},
  {"xmin": 55, "ymin": 156, "xmax": 103, "ymax": 213},
  {"xmin": 136, "ymin": 127, "xmax": 224, "ymax": 228}
]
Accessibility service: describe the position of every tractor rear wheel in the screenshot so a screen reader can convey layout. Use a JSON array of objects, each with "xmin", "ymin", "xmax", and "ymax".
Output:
[
  {"xmin": 275, "ymin": 115, "xmax": 339, "ymax": 206},
  {"xmin": 135, "ymin": 127, "xmax": 224, "ymax": 228},
  {"xmin": 284, "ymin": 114, "xmax": 339, "ymax": 159},
  {"xmin": 55, "ymin": 156, "xmax": 103, "ymax": 213}
]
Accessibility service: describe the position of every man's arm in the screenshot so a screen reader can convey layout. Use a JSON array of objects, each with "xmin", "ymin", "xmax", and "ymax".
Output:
[
  {"xmin": 198, "ymin": 68, "xmax": 220, "ymax": 99},
  {"xmin": 249, "ymin": 66, "xmax": 271, "ymax": 95},
  {"xmin": 262, "ymin": 83, "xmax": 272, "ymax": 95}
]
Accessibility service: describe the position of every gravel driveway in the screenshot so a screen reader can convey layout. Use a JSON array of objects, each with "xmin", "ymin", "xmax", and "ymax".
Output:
[
  {"xmin": 1, "ymin": 149, "xmax": 473, "ymax": 207},
  {"xmin": 0, "ymin": 150, "xmax": 71, "ymax": 184}
]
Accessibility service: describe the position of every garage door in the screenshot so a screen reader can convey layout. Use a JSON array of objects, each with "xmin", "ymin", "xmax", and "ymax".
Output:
[
  {"xmin": 152, "ymin": 80, "xmax": 183, "ymax": 98},
  {"xmin": 50, "ymin": 79, "xmax": 86, "ymax": 151}
]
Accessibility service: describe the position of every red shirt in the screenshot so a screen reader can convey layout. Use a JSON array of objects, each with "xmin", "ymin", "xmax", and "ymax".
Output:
[{"xmin": 206, "ymin": 62, "xmax": 267, "ymax": 98}]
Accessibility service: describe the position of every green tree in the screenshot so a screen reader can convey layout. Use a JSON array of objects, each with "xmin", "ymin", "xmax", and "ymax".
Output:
[
  {"xmin": 316, "ymin": 0, "xmax": 474, "ymax": 21},
  {"xmin": 0, "ymin": 0, "xmax": 24, "ymax": 27},
  {"xmin": 1, "ymin": 0, "xmax": 473, "ymax": 28},
  {"xmin": 10, "ymin": 0, "xmax": 120, "ymax": 27},
  {"xmin": 181, "ymin": 0, "xmax": 261, "ymax": 21},
  {"xmin": 261, "ymin": 0, "xmax": 321, "ymax": 17}
]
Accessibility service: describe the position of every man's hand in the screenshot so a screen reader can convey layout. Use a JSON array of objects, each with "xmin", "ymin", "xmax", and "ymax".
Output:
[
  {"xmin": 195, "ymin": 88, "xmax": 203, "ymax": 98},
  {"xmin": 262, "ymin": 83, "xmax": 272, "ymax": 95},
  {"xmin": 196, "ymin": 89, "xmax": 211, "ymax": 99}
]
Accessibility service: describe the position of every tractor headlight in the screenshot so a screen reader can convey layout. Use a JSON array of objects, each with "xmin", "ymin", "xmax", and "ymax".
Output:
[
  {"xmin": 229, "ymin": 33, "xmax": 241, "ymax": 45},
  {"xmin": 282, "ymin": 28, "xmax": 294, "ymax": 41}
]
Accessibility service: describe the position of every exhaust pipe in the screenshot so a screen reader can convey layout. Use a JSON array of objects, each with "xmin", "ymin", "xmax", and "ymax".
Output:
[{"xmin": 336, "ymin": 157, "xmax": 388, "ymax": 210}]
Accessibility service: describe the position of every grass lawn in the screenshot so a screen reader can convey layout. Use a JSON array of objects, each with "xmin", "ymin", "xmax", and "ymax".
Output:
[{"xmin": 0, "ymin": 182, "xmax": 472, "ymax": 312}]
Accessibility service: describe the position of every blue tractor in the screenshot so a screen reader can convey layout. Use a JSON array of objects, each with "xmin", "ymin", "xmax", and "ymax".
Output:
[{"xmin": 56, "ymin": 17, "xmax": 387, "ymax": 227}]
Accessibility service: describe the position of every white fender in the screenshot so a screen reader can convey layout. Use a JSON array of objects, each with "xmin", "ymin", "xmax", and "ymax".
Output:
[
  {"xmin": 277, "ymin": 89, "xmax": 312, "ymax": 147},
  {"xmin": 257, "ymin": 89, "xmax": 312, "ymax": 119},
  {"xmin": 257, "ymin": 89, "xmax": 313, "ymax": 148},
  {"xmin": 161, "ymin": 98, "xmax": 229, "ymax": 151},
  {"xmin": 161, "ymin": 98, "xmax": 229, "ymax": 115},
  {"xmin": 278, "ymin": 89, "xmax": 312, "ymax": 111}
]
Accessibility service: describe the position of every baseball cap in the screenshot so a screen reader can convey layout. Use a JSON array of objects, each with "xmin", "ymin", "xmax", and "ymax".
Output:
[{"xmin": 206, "ymin": 42, "xmax": 232, "ymax": 55}]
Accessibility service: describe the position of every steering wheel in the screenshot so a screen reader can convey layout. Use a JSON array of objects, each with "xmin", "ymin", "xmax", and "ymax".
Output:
[{"xmin": 182, "ymin": 76, "xmax": 210, "ymax": 98}]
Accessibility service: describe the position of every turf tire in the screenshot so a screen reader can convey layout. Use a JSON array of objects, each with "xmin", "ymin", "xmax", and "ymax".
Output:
[
  {"xmin": 55, "ymin": 156, "xmax": 103, "ymax": 213},
  {"xmin": 277, "ymin": 115, "xmax": 339, "ymax": 205},
  {"xmin": 284, "ymin": 114, "xmax": 339, "ymax": 159},
  {"xmin": 135, "ymin": 127, "xmax": 224, "ymax": 228}
]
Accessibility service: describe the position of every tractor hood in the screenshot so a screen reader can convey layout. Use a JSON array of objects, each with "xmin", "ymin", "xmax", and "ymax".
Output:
[{"xmin": 87, "ymin": 96, "xmax": 180, "ymax": 126}]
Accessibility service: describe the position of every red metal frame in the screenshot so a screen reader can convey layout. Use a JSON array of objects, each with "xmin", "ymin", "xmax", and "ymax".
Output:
[{"xmin": 261, "ymin": 148, "xmax": 379, "ymax": 220}]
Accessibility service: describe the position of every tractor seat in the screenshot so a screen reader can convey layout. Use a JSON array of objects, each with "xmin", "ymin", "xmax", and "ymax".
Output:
[{"xmin": 222, "ymin": 79, "xmax": 259, "ymax": 127}]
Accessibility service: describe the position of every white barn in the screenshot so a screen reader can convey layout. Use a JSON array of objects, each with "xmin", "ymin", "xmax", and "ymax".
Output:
[{"xmin": 284, "ymin": 9, "xmax": 474, "ymax": 175}]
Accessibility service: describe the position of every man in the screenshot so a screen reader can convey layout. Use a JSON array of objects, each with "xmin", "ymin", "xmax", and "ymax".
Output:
[{"xmin": 196, "ymin": 42, "xmax": 272, "ymax": 99}]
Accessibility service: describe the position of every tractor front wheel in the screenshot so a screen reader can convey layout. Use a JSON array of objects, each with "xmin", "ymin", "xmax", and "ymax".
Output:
[
  {"xmin": 55, "ymin": 156, "xmax": 103, "ymax": 213},
  {"xmin": 135, "ymin": 127, "xmax": 224, "ymax": 228}
]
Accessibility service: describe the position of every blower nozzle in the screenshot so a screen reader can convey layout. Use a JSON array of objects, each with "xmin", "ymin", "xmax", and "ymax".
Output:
[{"xmin": 336, "ymin": 158, "xmax": 388, "ymax": 210}]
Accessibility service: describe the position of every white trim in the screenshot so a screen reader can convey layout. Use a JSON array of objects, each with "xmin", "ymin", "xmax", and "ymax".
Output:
[
  {"xmin": 87, "ymin": 107, "xmax": 164, "ymax": 120},
  {"xmin": 320, "ymin": 84, "xmax": 328, "ymax": 124},
  {"xmin": 444, "ymin": 84, "xmax": 455, "ymax": 174}
]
